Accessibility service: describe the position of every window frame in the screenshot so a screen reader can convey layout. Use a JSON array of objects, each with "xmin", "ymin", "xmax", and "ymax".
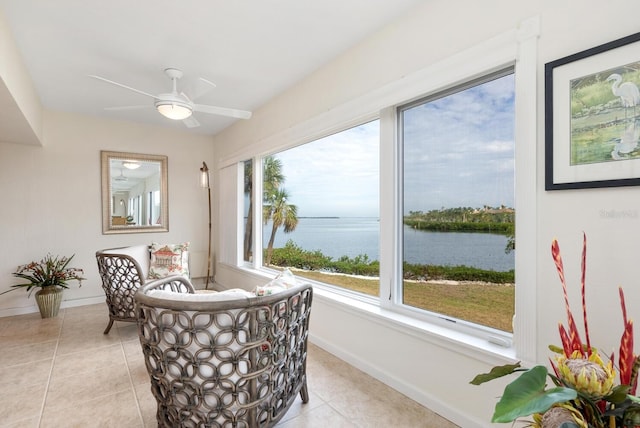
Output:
[
  {"xmin": 391, "ymin": 67, "xmax": 516, "ymax": 344},
  {"xmin": 256, "ymin": 121, "xmax": 381, "ymax": 296},
  {"xmin": 378, "ymin": 22, "xmax": 538, "ymax": 362}
]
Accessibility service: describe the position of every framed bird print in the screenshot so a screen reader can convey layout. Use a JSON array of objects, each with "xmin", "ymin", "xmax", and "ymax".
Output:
[{"xmin": 545, "ymin": 31, "xmax": 640, "ymax": 190}]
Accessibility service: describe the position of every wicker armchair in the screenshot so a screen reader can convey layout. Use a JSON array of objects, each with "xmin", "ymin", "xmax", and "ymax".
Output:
[
  {"xmin": 95, "ymin": 245, "xmax": 150, "ymax": 334},
  {"xmin": 135, "ymin": 276, "xmax": 313, "ymax": 428}
]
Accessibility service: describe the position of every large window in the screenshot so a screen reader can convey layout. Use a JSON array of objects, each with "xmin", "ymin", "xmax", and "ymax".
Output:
[
  {"xmin": 224, "ymin": 20, "xmax": 537, "ymax": 357},
  {"xmin": 259, "ymin": 121, "xmax": 380, "ymax": 295},
  {"xmin": 399, "ymin": 70, "xmax": 515, "ymax": 332},
  {"xmin": 243, "ymin": 72, "xmax": 517, "ymax": 331}
]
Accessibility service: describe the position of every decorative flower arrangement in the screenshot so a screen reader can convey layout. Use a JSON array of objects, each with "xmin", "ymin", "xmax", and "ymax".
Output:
[
  {"xmin": 471, "ymin": 234, "xmax": 640, "ymax": 428},
  {"xmin": 2, "ymin": 254, "xmax": 85, "ymax": 297}
]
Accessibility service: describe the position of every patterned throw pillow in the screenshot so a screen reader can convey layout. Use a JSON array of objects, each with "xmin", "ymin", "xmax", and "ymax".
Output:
[
  {"xmin": 254, "ymin": 268, "xmax": 298, "ymax": 296},
  {"xmin": 148, "ymin": 242, "xmax": 190, "ymax": 279}
]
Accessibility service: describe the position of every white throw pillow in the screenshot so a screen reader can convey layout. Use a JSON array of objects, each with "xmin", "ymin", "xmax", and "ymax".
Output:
[{"xmin": 254, "ymin": 268, "xmax": 299, "ymax": 296}]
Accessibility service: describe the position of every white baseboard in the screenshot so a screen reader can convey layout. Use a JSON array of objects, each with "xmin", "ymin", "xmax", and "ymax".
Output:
[
  {"xmin": 308, "ymin": 333, "xmax": 486, "ymax": 428},
  {"xmin": 0, "ymin": 295, "xmax": 105, "ymax": 318},
  {"xmin": 61, "ymin": 296, "xmax": 106, "ymax": 308}
]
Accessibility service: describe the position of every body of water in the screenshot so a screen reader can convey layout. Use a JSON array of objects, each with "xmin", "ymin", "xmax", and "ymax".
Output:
[{"xmin": 263, "ymin": 217, "xmax": 514, "ymax": 272}]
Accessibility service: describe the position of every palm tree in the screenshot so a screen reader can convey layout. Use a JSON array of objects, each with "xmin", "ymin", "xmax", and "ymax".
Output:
[
  {"xmin": 264, "ymin": 188, "xmax": 298, "ymax": 265},
  {"xmin": 242, "ymin": 160, "xmax": 253, "ymax": 261},
  {"xmin": 243, "ymin": 156, "xmax": 285, "ymax": 261},
  {"xmin": 263, "ymin": 156, "xmax": 284, "ymax": 198}
]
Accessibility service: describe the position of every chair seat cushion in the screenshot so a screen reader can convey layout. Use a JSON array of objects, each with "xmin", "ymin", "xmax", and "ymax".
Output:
[{"xmin": 146, "ymin": 287, "xmax": 254, "ymax": 301}]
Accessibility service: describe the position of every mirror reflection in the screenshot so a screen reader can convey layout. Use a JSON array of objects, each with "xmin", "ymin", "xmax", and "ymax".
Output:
[{"xmin": 101, "ymin": 151, "xmax": 168, "ymax": 234}]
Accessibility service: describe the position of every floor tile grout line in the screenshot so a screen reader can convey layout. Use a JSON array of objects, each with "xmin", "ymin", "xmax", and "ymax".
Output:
[
  {"xmin": 38, "ymin": 314, "xmax": 142, "ymax": 424},
  {"xmin": 324, "ymin": 399, "xmax": 362, "ymax": 427},
  {"xmin": 118, "ymin": 324, "xmax": 147, "ymax": 427},
  {"xmin": 36, "ymin": 309, "xmax": 65, "ymax": 428},
  {"xmin": 0, "ymin": 355, "xmax": 55, "ymax": 370}
]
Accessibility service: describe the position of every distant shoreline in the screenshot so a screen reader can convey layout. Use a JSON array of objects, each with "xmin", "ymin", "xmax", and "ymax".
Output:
[
  {"xmin": 247, "ymin": 216, "xmax": 378, "ymax": 219},
  {"xmin": 263, "ymin": 217, "xmax": 514, "ymax": 272}
]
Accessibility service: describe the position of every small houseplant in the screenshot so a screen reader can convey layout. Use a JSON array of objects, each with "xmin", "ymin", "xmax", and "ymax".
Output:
[{"xmin": 1, "ymin": 254, "xmax": 85, "ymax": 318}]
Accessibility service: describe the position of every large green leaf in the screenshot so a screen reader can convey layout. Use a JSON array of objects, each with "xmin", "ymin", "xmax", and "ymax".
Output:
[
  {"xmin": 606, "ymin": 384, "xmax": 631, "ymax": 404},
  {"xmin": 470, "ymin": 362, "xmax": 522, "ymax": 385},
  {"xmin": 492, "ymin": 365, "xmax": 578, "ymax": 423}
]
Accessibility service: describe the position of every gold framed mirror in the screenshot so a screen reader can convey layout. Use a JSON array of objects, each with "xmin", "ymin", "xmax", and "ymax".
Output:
[{"xmin": 101, "ymin": 150, "xmax": 168, "ymax": 234}]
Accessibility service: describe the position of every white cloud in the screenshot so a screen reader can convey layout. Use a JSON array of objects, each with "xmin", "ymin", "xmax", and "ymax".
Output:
[
  {"xmin": 265, "ymin": 74, "xmax": 515, "ymax": 217},
  {"xmin": 402, "ymin": 74, "xmax": 515, "ymax": 213},
  {"xmin": 272, "ymin": 121, "xmax": 380, "ymax": 217}
]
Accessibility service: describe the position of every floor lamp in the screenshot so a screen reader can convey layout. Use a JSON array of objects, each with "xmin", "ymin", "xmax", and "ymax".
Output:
[{"xmin": 200, "ymin": 162, "xmax": 212, "ymax": 289}]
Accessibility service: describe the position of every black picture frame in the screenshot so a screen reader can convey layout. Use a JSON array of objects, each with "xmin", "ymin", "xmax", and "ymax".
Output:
[{"xmin": 545, "ymin": 32, "xmax": 640, "ymax": 190}]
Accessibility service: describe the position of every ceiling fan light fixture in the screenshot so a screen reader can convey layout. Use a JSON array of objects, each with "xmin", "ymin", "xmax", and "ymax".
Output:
[
  {"xmin": 156, "ymin": 101, "xmax": 192, "ymax": 120},
  {"xmin": 122, "ymin": 160, "xmax": 141, "ymax": 170}
]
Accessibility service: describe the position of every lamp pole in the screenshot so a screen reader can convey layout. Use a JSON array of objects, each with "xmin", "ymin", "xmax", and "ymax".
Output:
[{"xmin": 200, "ymin": 162, "xmax": 212, "ymax": 290}]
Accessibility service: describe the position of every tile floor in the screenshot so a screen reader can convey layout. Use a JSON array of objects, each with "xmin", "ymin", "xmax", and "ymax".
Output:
[{"xmin": 0, "ymin": 303, "xmax": 458, "ymax": 427}]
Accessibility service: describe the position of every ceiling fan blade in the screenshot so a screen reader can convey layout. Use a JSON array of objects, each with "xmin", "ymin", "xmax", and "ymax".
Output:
[
  {"xmin": 184, "ymin": 77, "xmax": 217, "ymax": 102},
  {"xmin": 104, "ymin": 105, "xmax": 149, "ymax": 111},
  {"xmin": 199, "ymin": 77, "xmax": 217, "ymax": 89},
  {"xmin": 89, "ymin": 75, "xmax": 157, "ymax": 99},
  {"xmin": 194, "ymin": 77, "xmax": 217, "ymax": 100},
  {"xmin": 193, "ymin": 103, "xmax": 252, "ymax": 119},
  {"xmin": 182, "ymin": 116, "xmax": 200, "ymax": 128},
  {"xmin": 179, "ymin": 91, "xmax": 192, "ymax": 104}
]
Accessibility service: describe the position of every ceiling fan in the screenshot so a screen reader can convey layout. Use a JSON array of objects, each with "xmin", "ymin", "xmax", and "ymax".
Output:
[
  {"xmin": 89, "ymin": 68, "xmax": 252, "ymax": 128},
  {"xmin": 114, "ymin": 169, "xmax": 128, "ymax": 182}
]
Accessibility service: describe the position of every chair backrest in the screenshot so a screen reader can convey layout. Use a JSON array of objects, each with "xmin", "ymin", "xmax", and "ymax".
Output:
[
  {"xmin": 100, "ymin": 244, "xmax": 151, "ymax": 280},
  {"xmin": 95, "ymin": 245, "xmax": 150, "ymax": 323},
  {"xmin": 135, "ymin": 276, "xmax": 313, "ymax": 428}
]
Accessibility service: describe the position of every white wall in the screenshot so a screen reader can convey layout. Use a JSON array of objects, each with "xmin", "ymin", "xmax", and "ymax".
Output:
[
  {"xmin": 0, "ymin": 110, "xmax": 214, "ymax": 315},
  {"xmin": 210, "ymin": 1, "xmax": 640, "ymax": 426},
  {"xmin": 0, "ymin": 9, "xmax": 42, "ymax": 145}
]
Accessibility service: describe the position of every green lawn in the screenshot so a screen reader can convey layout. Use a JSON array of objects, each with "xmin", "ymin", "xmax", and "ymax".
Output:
[{"xmin": 294, "ymin": 270, "xmax": 514, "ymax": 332}]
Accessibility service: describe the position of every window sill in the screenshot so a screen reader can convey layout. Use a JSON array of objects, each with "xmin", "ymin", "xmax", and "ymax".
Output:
[
  {"xmin": 311, "ymin": 286, "xmax": 517, "ymax": 367},
  {"xmin": 229, "ymin": 263, "xmax": 517, "ymax": 366}
]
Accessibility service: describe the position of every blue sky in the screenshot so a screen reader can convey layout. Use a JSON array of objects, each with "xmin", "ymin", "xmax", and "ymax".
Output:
[
  {"xmin": 403, "ymin": 74, "xmax": 515, "ymax": 214},
  {"xmin": 271, "ymin": 121, "xmax": 380, "ymax": 217},
  {"xmin": 270, "ymin": 73, "xmax": 515, "ymax": 217}
]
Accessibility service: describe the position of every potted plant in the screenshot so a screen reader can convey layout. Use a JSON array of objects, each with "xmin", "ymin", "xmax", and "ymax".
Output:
[
  {"xmin": 1, "ymin": 254, "xmax": 85, "ymax": 318},
  {"xmin": 471, "ymin": 234, "xmax": 640, "ymax": 428}
]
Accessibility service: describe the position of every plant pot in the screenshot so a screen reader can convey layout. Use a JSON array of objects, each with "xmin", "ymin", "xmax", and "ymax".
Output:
[{"xmin": 35, "ymin": 287, "xmax": 63, "ymax": 318}]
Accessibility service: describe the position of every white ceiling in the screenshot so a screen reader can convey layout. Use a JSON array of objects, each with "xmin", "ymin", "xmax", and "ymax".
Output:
[{"xmin": 0, "ymin": 0, "xmax": 424, "ymax": 136}]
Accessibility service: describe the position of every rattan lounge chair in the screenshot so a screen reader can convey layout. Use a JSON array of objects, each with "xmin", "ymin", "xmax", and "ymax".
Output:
[
  {"xmin": 135, "ymin": 275, "xmax": 313, "ymax": 428},
  {"xmin": 95, "ymin": 245, "xmax": 150, "ymax": 334}
]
